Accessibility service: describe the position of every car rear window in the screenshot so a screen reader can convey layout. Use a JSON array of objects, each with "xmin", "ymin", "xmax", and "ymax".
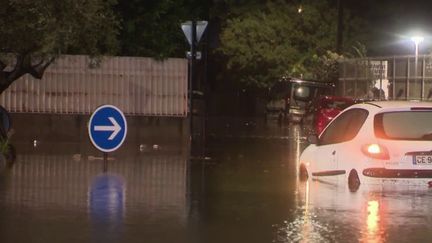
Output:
[
  {"xmin": 374, "ymin": 111, "xmax": 432, "ymax": 140},
  {"xmin": 320, "ymin": 108, "xmax": 368, "ymax": 145}
]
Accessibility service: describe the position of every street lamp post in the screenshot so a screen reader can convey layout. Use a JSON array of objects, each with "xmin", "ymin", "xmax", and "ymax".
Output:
[{"xmin": 411, "ymin": 36, "xmax": 424, "ymax": 99}]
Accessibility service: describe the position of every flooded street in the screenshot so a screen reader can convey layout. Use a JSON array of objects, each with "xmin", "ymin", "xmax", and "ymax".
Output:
[{"xmin": 1, "ymin": 119, "xmax": 432, "ymax": 243}]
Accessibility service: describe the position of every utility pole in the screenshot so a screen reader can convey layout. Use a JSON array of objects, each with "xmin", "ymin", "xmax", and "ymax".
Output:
[{"xmin": 190, "ymin": 20, "xmax": 196, "ymax": 141}]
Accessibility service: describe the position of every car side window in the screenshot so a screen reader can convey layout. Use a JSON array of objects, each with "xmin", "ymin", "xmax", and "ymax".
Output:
[{"xmin": 319, "ymin": 108, "xmax": 368, "ymax": 145}]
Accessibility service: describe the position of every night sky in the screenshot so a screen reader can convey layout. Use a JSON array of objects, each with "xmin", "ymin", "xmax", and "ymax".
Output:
[{"xmin": 344, "ymin": 0, "xmax": 432, "ymax": 56}]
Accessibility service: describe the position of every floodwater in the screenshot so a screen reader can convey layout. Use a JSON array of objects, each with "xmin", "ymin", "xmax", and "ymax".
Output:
[{"xmin": 1, "ymin": 119, "xmax": 432, "ymax": 243}]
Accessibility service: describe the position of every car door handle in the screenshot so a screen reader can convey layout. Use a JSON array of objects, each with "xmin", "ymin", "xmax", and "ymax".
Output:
[{"xmin": 332, "ymin": 150, "xmax": 336, "ymax": 155}]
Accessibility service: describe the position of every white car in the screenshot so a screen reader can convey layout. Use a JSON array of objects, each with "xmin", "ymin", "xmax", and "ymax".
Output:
[{"xmin": 299, "ymin": 101, "xmax": 432, "ymax": 190}]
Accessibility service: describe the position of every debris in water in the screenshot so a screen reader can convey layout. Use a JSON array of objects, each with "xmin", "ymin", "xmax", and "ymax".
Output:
[
  {"xmin": 139, "ymin": 144, "xmax": 147, "ymax": 152},
  {"xmin": 72, "ymin": 154, "xmax": 81, "ymax": 161}
]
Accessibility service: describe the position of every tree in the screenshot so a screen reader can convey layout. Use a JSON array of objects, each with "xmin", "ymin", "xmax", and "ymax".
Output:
[
  {"xmin": 306, "ymin": 42, "xmax": 368, "ymax": 82},
  {"xmin": 0, "ymin": 0, "xmax": 120, "ymax": 93},
  {"xmin": 116, "ymin": 0, "xmax": 209, "ymax": 58},
  {"xmin": 217, "ymin": 0, "xmax": 365, "ymax": 88}
]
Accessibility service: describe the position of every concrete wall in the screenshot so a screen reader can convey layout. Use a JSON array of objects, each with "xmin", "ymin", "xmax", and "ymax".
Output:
[{"xmin": 9, "ymin": 113, "xmax": 189, "ymax": 151}]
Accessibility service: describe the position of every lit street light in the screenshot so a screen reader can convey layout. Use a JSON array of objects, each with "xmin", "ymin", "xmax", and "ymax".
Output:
[
  {"xmin": 411, "ymin": 36, "xmax": 424, "ymax": 57},
  {"xmin": 298, "ymin": 5, "xmax": 303, "ymax": 13},
  {"xmin": 410, "ymin": 35, "xmax": 424, "ymax": 99}
]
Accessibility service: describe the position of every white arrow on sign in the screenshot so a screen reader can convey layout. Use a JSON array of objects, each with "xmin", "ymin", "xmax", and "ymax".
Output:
[{"xmin": 94, "ymin": 117, "xmax": 121, "ymax": 140}]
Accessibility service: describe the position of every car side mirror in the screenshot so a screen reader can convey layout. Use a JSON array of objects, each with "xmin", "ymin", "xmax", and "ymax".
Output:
[{"xmin": 307, "ymin": 134, "xmax": 319, "ymax": 144}]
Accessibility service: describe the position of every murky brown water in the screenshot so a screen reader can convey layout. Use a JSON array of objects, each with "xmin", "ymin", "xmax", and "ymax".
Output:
[{"xmin": 1, "ymin": 121, "xmax": 432, "ymax": 243}]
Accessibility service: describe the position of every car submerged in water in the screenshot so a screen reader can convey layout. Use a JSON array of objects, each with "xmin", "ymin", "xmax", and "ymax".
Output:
[{"xmin": 299, "ymin": 101, "xmax": 432, "ymax": 191}]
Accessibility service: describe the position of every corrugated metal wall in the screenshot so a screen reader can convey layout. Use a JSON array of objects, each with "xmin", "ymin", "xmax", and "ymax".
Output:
[{"xmin": 0, "ymin": 55, "xmax": 188, "ymax": 116}]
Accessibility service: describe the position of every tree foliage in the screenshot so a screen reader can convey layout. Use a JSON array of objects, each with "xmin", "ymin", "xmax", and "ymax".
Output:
[
  {"xmin": 218, "ymin": 0, "xmax": 365, "ymax": 88},
  {"xmin": 116, "ymin": 0, "xmax": 208, "ymax": 58},
  {"xmin": 0, "ymin": 0, "xmax": 119, "ymax": 93}
]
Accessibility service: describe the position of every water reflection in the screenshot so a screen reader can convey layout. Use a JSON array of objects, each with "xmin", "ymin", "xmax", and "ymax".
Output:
[
  {"xmin": 290, "ymin": 124, "xmax": 304, "ymax": 179},
  {"xmin": 89, "ymin": 173, "xmax": 125, "ymax": 243},
  {"xmin": 364, "ymin": 200, "xmax": 381, "ymax": 243},
  {"xmin": 2, "ymin": 120, "xmax": 432, "ymax": 243},
  {"xmin": 190, "ymin": 122, "xmax": 299, "ymax": 243},
  {"xmin": 275, "ymin": 180, "xmax": 336, "ymax": 243},
  {"xmin": 0, "ymin": 144, "xmax": 189, "ymax": 243}
]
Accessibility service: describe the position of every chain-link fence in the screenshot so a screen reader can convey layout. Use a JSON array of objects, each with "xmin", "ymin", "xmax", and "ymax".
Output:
[{"xmin": 339, "ymin": 55, "xmax": 432, "ymax": 101}]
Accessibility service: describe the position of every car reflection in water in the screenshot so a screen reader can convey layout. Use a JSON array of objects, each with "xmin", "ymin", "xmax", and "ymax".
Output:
[{"xmin": 275, "ymin": 176, "xmax": 432, "ymax": 243}]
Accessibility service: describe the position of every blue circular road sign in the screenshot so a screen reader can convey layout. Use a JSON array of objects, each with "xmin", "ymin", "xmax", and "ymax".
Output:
[{"xmin": 88, "ymin": 105, "xmax": 127, "ymax": 152}]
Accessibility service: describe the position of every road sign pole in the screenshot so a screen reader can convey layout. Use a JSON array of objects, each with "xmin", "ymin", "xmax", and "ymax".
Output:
[
  {"xmin": 181, "ymin": 20, "xmax": 208, "ymax": 149},
  {"xmin": 103, "ymin": 152, "xmax": 108, "ymax": 172},
  {"xmin": 189, "ymin": 20, "xmax": 196, "ymax": 141}
]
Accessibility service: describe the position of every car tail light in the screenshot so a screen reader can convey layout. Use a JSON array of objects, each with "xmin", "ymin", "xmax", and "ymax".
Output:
[{"xmin": 361, "ymin": 144, "xmax": 390, "ymax": 160}]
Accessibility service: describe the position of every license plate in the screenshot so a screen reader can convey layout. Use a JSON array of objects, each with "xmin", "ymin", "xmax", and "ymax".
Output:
[{"xmin": 413, "ymin": 155, "xmax": 432, "ymax": 165}]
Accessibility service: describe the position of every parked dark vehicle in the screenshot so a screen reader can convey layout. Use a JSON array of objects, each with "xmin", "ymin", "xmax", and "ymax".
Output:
[
  {"xmin": 267, "ymin": 78, "xmax": 335, "ymax": 123},
  {"xmin": 303, "ymin": 95, "xmax": 355, "ymax": 134}
]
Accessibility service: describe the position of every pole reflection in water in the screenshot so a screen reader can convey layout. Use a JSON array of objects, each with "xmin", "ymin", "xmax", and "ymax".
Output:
[
  {"xmin": 297, "ymin": 181, "xmax": 313, "ymax": 241},
  {"xmin": 290, "ymin": 124, "xmax": 303, "ymax": 179},
  {"xmin": 89, "ymin": 173, "xmax": 125, "ymax": 243}
]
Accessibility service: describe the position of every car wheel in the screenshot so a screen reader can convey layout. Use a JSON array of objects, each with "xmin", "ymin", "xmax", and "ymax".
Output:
[
  {"xmin": 348, "ymin": 169, "xmax": 360, "ymax": 192},
  {"xmin": 299, "ymin": 163, "xmax": 309, "ymax": 181}
]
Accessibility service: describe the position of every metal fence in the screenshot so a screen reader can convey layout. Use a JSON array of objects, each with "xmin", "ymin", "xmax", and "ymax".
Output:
[
  {"xmin": 339, "ymin": 55, "xmax": 432, "ymax": 101},
  {"xmin": 0, "ymin": 55, "xmax": 188, "ymax": 116}
]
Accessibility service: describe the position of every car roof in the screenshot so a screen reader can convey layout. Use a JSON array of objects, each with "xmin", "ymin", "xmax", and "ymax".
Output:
[
  {"xmin": 353, "ymin": 100, "xmax": 432, "ymax": 110},
  {"xmin": 319, "ymin": 95, "xmax": 354, "ymax": 100},
  {"xmin": 319, "ymin": 95, "xmax": 354, "ymax": 101}
]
